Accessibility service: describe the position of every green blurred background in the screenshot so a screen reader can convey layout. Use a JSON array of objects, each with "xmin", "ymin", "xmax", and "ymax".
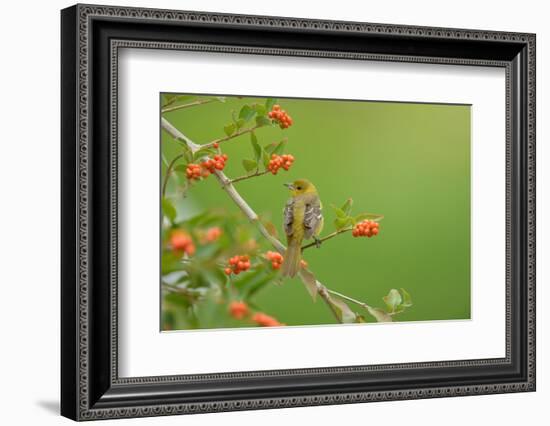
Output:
[{"xmin": 161, "ymin": 94, "xmax": 471, "ymax": 328}]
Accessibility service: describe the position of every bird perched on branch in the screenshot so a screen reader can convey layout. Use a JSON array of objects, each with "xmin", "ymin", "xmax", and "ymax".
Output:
[{"xmin": 281, "ymin": 179, "xmax": 324, "ymax": 277}]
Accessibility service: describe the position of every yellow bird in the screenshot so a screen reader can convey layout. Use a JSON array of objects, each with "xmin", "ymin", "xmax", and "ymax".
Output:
[{"xmin": 281, "ymin": 179, "xmax": 324, "ymax": 277}]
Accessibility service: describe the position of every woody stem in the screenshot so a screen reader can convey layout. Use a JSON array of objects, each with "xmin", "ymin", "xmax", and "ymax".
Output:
[
  {"xmin": 301, "ymin": 227, "xmax": 353, "ymax": 251},
  {"xmin": 325, "ymin": 289, "xmax": 371, "ymax": 310},
  {"xmin": 201, "ymin": 125, "xmax": 261, "ymax": 149},
  {"xmin": 161, "ymin": 98, "xmax": 216, "ymax": 114},
  {"xmin": 229, "ymin": 169, "xmax": 271, "ymax": 184}
]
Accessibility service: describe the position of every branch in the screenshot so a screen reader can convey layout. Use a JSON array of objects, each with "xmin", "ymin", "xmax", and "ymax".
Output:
[
  {"xmin": 161, "ymin": 117, "xmax": 343, "ymax": 323},
  {"xmin": 301, "ymin": 227, "xmax": 353, "ymax": 251},
  {"xmin": 201, "ymin": 125, "xmax": 261, "ymax": 149},
  {"xmin": 325, "ymin": 288, "xmax": 371, "ymax": 310},
  {"xmin": 162, "ymin": 153, "xmax": 185, "ymax": 198},
  {"xmin": 229, "ymin": 169, "xmax": 271, "ymax": 184},
  {"xmin": 162, "ymin": 119, "xmax": 201, "ymax": 151},
  {"xmin": 162, "ymin": 98, "xmax": 217, "ymax": 114}
]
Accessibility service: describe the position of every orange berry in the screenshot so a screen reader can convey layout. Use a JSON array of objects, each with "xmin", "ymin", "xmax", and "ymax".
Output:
[
  {"xmin": 170, "ymin": 230, "xmax": 195, "ymax": 255},
  {"xmin": 229, "ymin": 301, "xmax": 249, "ymax": 319},
  {"xmin": 205, "ymin": 227, "xmax": 222, "ymax": 242},
  {"xmin": 252, "ymin": 312, "xmax": 282, "ymax": 327}
]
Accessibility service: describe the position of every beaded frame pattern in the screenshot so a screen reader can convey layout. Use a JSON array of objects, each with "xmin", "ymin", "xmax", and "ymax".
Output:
[{"xmin": 73, "ymin": 4, "xmax": 535, "ymax": 420}]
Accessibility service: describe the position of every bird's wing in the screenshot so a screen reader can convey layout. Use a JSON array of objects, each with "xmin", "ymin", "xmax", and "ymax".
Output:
[
  {"xmin": 304, "ymin": 199, "xmax": 323, "ymax": 239},
  {"xmin": 283, "ymin": 198, "xmax": 295, "ymax": 237}
]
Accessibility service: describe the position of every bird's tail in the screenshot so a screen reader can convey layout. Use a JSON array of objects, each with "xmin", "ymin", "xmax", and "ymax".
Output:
[{"xmin": 281, "ymin": 239, "xmax": 302, "ymax": 278}]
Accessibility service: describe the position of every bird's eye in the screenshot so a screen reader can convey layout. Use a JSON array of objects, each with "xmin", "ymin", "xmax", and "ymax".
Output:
[{"xmin": 296, "ymin": 186, "xmax": 302, "ymax": 190}]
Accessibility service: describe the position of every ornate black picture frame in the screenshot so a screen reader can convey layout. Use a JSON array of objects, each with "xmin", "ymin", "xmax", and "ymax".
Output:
[{"xmin": 61, "ymin": 4, "xmax": 535, "ymax": 421}]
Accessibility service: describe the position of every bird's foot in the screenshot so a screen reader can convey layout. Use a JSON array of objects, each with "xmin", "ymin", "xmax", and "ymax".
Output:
[{"xmin": 314, "ymin": 236, "xmax": 322, "ymax": 249}]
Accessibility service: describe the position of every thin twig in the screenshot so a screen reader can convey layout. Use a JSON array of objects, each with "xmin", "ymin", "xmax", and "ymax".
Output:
[
  {"xmin": 162, "ymin": 98, "xmax": 216, "ymax": 114},
  {"xmin": 161, "ymin": 117, "xmax": 343, "ymax": 323},
  {"xmin": 325, "ymin": 288, "xmax": 371, "ymax": 310},
  {"xmin": 201, "ymin": 125, "xmax": 261, "ymax": 149},
  {"xmin": 162, "ymin": 153, "xmax": 185, "ymax": 198},
  {"xmin": 229, "ymin": 169, "xmax": 271, "ymax": 184},
  {"xmin": 301, "ymin": 227, "xmax": 353, "ymax": 251}
]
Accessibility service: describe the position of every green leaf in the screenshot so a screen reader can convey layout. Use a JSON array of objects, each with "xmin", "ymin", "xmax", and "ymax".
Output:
[
  {"xmin": 354, "ymin": 212, "xmax": 384, "ymax": 223},
  {"xmin": 252, "ymin": 103, "xmax": 266, "ymax": 116},
  {"xmin": 262, "ymin": 149, "xmax": 271, "ymax": 168},
  {"xmin": 264, "ymin": 139, "xmax": 287, "ymax": 156},
  {"xmin": 193, "ymin": 148, "xmax": 216, "ymax": 161},
  {"xmin": 174, "ymin": 144, "xmax": 193, "ymax": 164},
  {"xmin": 273, "ymin": 139, "xmax": 287, "ymax": 155},
  {"xmin": 330, "ymin": 204, "xmax": 347, "ymax": 219},
  {"xmin": 366, "ymin": 306, "xmax": 393, "ymax": 322},
  {"xmin": 400, "ymin": 288, "xmax": 413, "ymax": 308},
  {"xmin": 242, "ymin": 159, "xmax": 258, "ymax": 173},
  {"xmin": 383, "ymin": 289, "xmax": 402, "ymax": 313},
  {"xmin": 255, "ymin": 116, "xmax": 272, "ymax": 127},
  {"xmin": 224, "ymin": 123, "xmax": 236, "ymax": 136},
  {"xmin": 162, "ymin": 198, "xmax": 177, "ymax": 223},
  {"xmin": 161, "ymin": 94, "xmax": 177, "ymax": 107},
  {"xmin": 341, "ymin": 198, "xmax": 353, "ymax": 216},
  {"xmin": 235, "ymin": 118, "xmax": 246, "ymax": 129},
  {"xmin": 264, "ymin": 142, "xmax": 277, "ymax": 155},
  {"xmin": 333, "ymin": 217, "xmax": 352, "ymax": 231},
  {"xmin": 173, "ymin": 164, "xmax": 187, "ymax": 173},
  {"xmin": 265, "ymin": 98, "xmax": 277, "ymax": 111},
  {"xmin": 238, "ymin": 105, "xmax": 256, "ymax": 123},
  {"xmin": 250, "ymin": 132, "xmax": 262, "ymax": 161}
]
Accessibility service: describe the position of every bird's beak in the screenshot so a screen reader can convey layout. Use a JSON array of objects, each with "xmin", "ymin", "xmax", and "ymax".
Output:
[{"xmin": 284, "ymin": 182, "xmax": 295, "ymax": 190}]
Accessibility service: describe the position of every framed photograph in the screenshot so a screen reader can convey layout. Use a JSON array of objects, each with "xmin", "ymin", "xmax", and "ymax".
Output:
[{"xmin": 61, "ymin": 4, "xmax": 536, "ymax": 421}]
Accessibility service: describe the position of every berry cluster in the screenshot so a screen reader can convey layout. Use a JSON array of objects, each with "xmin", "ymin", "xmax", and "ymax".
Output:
[
  {"xmin": 201, "ymin": 154, "xmax": 228, "ymax": 175},
  {"xmin": 267, "ymin": 154, "xmax": 294, "ymax": 175},
  {"xmin": 186, "ymin": 154, "xmax": 228, "ymax": 181},
  {"xmin": 229, "ymin": 301, "xmax": 249, "ymax": 320},
  {"xmin": 224, "ymin": 254, "xmax": 251, "ymax": 275},
  {"xmin": 352, "ymin": 220, "xmax": 380, "ymax": 238},
  {"xmin": 170, "ymin": 230, "xmax": 195, "ymax": 255},
  {"xmin": 252, "ymin": 312, "xmax": 284, "ymax": 327},
  {"xmin": 268, "ymin": 104, "xmax": 293, "ymax": 129},
  {"xmin": 185, "ymin": 163, "xmax": 202, "ymax": 180},
  {"xmin": 266, "ymin": 251, "xmax": 283, "ymax": 269}
]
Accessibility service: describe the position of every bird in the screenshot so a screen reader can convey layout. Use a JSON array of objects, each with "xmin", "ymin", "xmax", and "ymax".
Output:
[{"xmin": 281, "ymin": 179, "xmax": 324, "ymax": 277}]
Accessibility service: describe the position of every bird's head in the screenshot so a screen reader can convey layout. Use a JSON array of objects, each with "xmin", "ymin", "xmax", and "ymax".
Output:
[{"xmin": 284, "ymin": 179, "xmax": 318, "ymax": 196}]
